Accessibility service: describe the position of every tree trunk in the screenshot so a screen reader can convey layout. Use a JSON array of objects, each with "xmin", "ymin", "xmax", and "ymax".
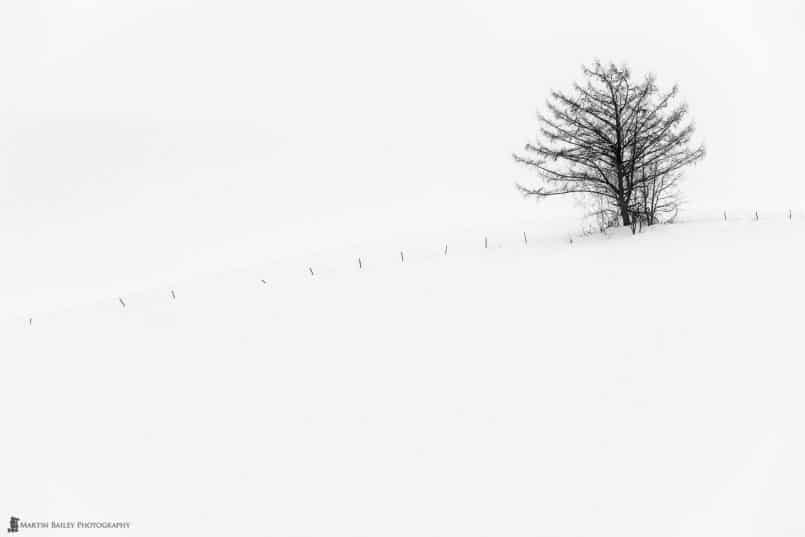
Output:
[{"xmin": 619, "ymin": 202, "xmax": 631, "ymax": 226}]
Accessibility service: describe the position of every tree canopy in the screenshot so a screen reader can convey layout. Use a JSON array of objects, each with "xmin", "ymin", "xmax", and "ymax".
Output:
[{"xmin": 515, "ymin": 61, "xmax": 705, "ymax": 226}]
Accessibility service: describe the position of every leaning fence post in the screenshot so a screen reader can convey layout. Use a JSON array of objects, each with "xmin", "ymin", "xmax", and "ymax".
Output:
[
  {"xmin": 358, "ymin": 257, "xmax": 362, "ymax": 269},
  {"xmin": 443, "ymin": 244, "xmax": 448, "ymax": 256},
  {"xmin": 309, "ymin": 267, "xmax": 314, "ymax": 276},
  {"xmin": 523, "ymin": 231, "xmax": 528, "ymax": 245}
]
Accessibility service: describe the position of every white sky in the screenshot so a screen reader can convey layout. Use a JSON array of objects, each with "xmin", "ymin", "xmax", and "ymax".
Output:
[{"xmin": 1, "ymin": 0, "xmax": 803, "ymax": 316}]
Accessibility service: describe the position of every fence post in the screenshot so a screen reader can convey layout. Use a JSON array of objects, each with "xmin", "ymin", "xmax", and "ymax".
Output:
[{"xmin": 523, "ymin": 231, "xmax": 527, "ymax": 245}]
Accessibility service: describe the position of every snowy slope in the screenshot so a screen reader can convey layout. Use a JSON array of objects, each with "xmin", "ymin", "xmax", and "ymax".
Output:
[{"xmin": 2, "ymin": 219, "xmax": 805, "ymax": 537}]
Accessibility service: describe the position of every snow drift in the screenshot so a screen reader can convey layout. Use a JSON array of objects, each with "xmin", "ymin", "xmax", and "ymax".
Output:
[{"xmin": 2, "ymin": 218, "xmax": 804, "ymax": 537}]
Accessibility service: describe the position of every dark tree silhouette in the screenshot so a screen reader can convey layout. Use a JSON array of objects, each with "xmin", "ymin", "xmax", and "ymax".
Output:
[
  {"xmin": 632, "ymin": 162, "xmax": 683, "ymax": 226},
  {"xmin": 514, "ymin": 61, "xmax": 705, "ymax": 226}
]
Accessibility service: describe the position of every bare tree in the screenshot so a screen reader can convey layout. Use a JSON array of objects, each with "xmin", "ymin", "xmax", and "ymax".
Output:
[
  {"xmin": 514, "ymin": 61, "xmax": 705, "ymax": 226},
  {"xmin": 631, "ymin": 162, "xmax": 683, "ymax": 226}
]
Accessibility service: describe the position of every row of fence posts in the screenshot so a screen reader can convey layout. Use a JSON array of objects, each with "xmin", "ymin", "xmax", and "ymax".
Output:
[
  {"xmin": 253, "ymin": 208, "xmax": 798, "ymax": 290},
  {"xmin": 23, "ymin": 211, "xmax": 799, "ymax": 323},
  {"xmin": 110, "ymin": 289, "xmax": 176, "ymax": 313},
  {"xmin": 105, "ymin": 232, "xmax": 532, "ymax": 312},
  {"xmin": 723, "ymin": 209, "xmax": 794, "ymax": 221}
]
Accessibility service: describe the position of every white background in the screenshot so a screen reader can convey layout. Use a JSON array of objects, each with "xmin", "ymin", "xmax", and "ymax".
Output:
[
  {"xmin": 2, "ymin": 0, "xmax": 803, "ymax": 317},
  {"xmin": 3, "ymin": 3, "xmax": 805, "ymax": 535}
]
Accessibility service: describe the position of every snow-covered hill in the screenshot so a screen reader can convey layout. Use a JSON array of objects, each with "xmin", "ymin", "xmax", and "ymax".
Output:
[{"xmin": 3, "ymin": 219, "xmax": 805, "ymax": 537}]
